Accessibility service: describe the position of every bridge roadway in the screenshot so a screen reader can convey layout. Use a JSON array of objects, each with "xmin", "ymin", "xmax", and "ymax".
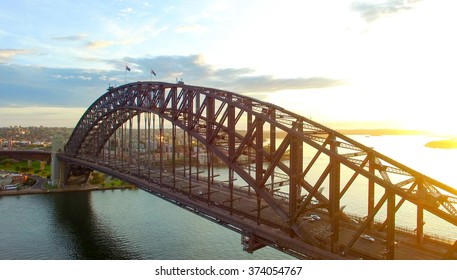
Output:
[{"xmin": 59, "ymin": 153, "xmax": 456, "ymax": 260}]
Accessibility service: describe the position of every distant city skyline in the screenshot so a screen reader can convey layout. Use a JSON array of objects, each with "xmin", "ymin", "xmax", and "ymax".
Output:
[{"xmin": 1, "ymin": 1, "xmax": 456, "ymax": 136}]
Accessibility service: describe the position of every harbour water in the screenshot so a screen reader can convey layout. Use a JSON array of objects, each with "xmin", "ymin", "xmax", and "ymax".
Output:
[
  {"xmin": 0, "ymin": 135, "xmax": 456, "ymax": 259},
  {"xmin": 0, "ymin": 190, "xmax": 295, "ymax": 260},
  {"xmin": 348, "ymin": 135, "xmax": 457, "ymax": 240}
]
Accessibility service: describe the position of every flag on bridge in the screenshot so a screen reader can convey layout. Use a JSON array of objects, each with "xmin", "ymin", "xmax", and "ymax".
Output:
[{"xmin": 125, "ymin": 65, "xmax": 131, "ymax": 71}]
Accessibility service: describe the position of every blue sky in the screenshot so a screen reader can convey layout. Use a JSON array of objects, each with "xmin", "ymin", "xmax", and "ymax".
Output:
[{"xmin": 1, "ymin": 0, "xmax": 456, "ymax": 135}]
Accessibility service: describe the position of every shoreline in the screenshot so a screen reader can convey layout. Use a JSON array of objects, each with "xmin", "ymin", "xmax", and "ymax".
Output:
[{"xmin": 0, "ymin": 185, "xmax": 136, "ymax": 197}]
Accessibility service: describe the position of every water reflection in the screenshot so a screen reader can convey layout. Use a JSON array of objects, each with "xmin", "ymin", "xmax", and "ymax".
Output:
[{"xmin": 51, "ymin": 192, "xmax": 140, "ymax": 259}]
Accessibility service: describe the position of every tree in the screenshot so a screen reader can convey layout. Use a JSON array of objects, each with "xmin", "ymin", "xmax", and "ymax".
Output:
[
  {"xmin": 0, "ymin": 158, "xmax": 13, "ymax": 168},
  {"xmin": 89, "ymin": 172, "xmax": 105, "ymax": 185},
  {"xmin": 20, "ymin": 167, "xmax": 33, "ymax": 174}
]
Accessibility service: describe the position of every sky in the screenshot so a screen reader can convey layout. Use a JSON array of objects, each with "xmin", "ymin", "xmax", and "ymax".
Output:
[{"xmin": 1, "ymin": 0, "xmax": 456, "ymax": 135}]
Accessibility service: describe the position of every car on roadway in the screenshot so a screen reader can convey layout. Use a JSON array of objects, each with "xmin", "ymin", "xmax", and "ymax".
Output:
[
  {"xmin": 361, "ymin": 234, "xmax": 375, "ymax": 242},
  {"xmin": 310, "ymin": 214, "xmax": 321, "ymax": 221},
  {"xmin": 303, "ymin": 214, "xmax": 321, "ymax": 222}
]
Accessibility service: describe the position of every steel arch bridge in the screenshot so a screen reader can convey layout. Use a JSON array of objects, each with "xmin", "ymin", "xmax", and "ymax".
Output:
[{"xmin": 59, "ymin": 81, "xmax": 457, "ymax": 259}]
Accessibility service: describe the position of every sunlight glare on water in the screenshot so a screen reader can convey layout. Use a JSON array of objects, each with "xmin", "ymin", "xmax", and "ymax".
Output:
[{"xmin": 352, "ymin": 135, "xmax": 457, "ymax": 188}]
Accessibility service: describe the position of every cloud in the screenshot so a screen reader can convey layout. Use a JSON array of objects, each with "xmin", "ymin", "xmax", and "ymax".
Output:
[
  {"xmin": 175, "ymin": 24, "xmax": 206, "ymax": 34},
  {"xmin": 0, "ymin": 54, "xmax": 344, "ymax": 126},
  {"xmin": 54, "ymin": 74, "xmax": 93, "ymax": 81},
  {"xmin": 0, "ymin": 49, "xmax": 31, "ymax": 62},
  {"xmin": 86, "ymin": 41, "xmax": 114, "ymax": 49},
  {"xmin": 228, "ymin": 76, "xmax": 345, "ymax": 93},
  {"xmin": 0, "ymin": 55, "xmax": 345, "ymax": 128},
  {"xmin": 123, "ymin": 54, "xmax": 344, "ymax": 93},
  {"xmin": 0, "ymin": 64, "xmax": 106, "ymax": 108},
  {"xmin": 119, "ymin": 7, "xmax": 134, "ymax": 18},
  {"xmin": 351, "ymin": 0, "xmax": 422, "ymax": 22},
  {"xmin": 52, "ymin": 34, "xmax": 87, "ymax": 41}
]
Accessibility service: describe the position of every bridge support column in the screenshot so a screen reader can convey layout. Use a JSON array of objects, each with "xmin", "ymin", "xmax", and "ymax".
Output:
[
  {"xmin": 246, "ymin": 102, "xmax": 253, "ymax": 195},
  {"xmin": 206, "ymin": 95, "xmax": 215, "ymax": 203},
  {"xmin": 187, "ymin": 90, "xmax": 194, "ymax": 197},
  {"xmin": 269, "ymin": 108, "xmax": 276, "ymax": 195},
  {"xmin": 386, "ymin": 189, "xmax": 396, "ymax": 259},
  {"xmin": 289, "ymin": 121, "xmax": 303, "ymax": 235},
  {"xmin": 241, "ymin": 233, "xmax": 266, "ymax": 253},
  {"xmin": 368, "ymin": 153, "xmax": 375, "ymax": 229},
  {"xmin": 416, "ymin": 180, "xmax": 424, "ymax": 244},
  {"xmin": 228, "ymin": 95, "xmax": 235, "ymax": 215},
  {"xmin": 329, "ymin": 133, "xmax": 341, "ymax": 253},
  {"xmin": 256, "ymin": 118, "xmax": 264, "ymax": 224},
  {"xmin": 51, "ymin": 134, "xmax": 66, "ymax": 187}
]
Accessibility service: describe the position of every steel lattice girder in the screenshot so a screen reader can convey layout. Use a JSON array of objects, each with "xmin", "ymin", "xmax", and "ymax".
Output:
[{"xmin": 65, "ymin": 81, "xmax": 457, "ymax": 258}]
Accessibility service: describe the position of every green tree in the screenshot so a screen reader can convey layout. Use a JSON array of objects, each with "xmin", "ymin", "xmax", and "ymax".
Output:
[
  {"xmin": 24, "ymin": 178, "xmax": 36, "ymax": 186},
  {"xmin": 0, "ymin": 158, "xmax": 13, "ymax": 167},
  {"xmin": 20, "ymin": 167, "xmax": 34, "ymax": 174},
  {"xmin": 90, "ymin": 172, "xmax": 105, "ymax": 185}
]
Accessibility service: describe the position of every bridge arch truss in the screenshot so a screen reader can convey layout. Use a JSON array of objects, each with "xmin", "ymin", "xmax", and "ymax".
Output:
[{"xmin": 63, "ymin": 82, "xmax": 457, "ymax": 259}]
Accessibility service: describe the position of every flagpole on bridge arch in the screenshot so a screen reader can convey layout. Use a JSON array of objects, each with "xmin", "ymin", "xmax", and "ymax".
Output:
[
  {"xmin": 150, "ymin": 68, "xmax": 156, "ymax": 81},
  {"xmin": 125, "ymin": 65, "xmax": 131, "ymax": 84}
]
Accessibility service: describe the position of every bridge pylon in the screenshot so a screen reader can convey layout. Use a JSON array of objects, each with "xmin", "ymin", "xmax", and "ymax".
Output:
[{"xmin": 51, "ymin": 134, "xmax": 66, "ymax": 187}]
